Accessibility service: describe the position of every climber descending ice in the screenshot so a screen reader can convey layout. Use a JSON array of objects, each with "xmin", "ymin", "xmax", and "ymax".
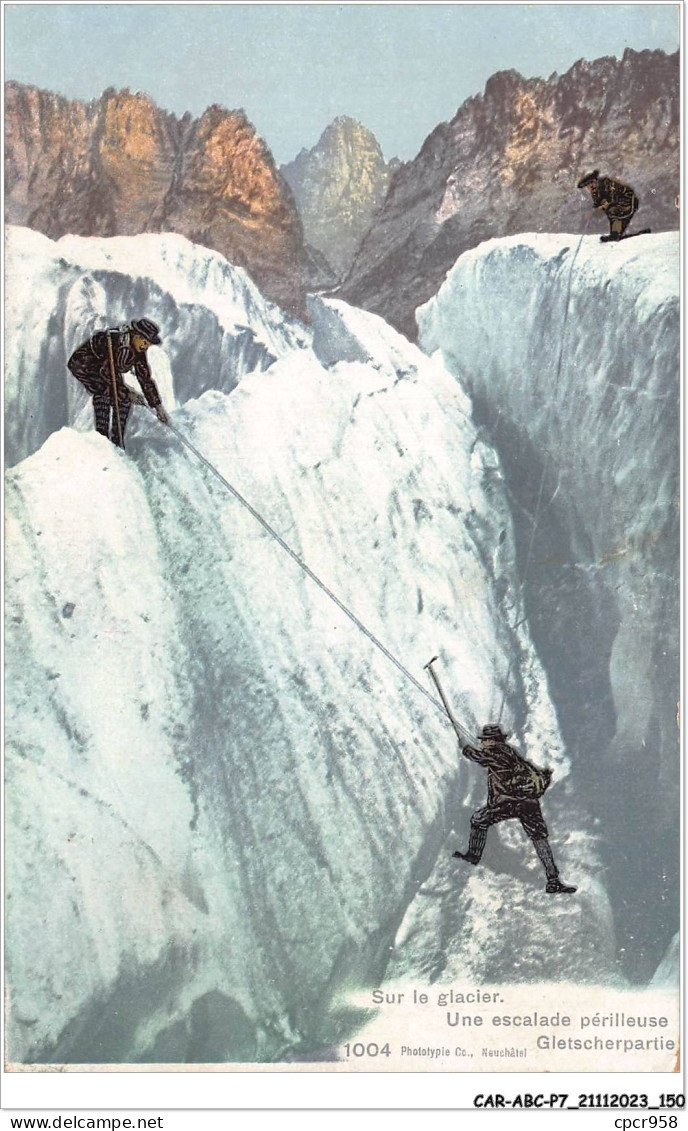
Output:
[
  {"xmin": 453, "ymin": 724, "xmax": 577, "ymax": 895},
  {"xmin": 65, "ymin": 306, "xmax": 579, "ymax": 904},
  {"xmin": 422, "ymin": 659, "xmax": 576, "ymax": 895},
  {"xmin": 68, "ymin": 317, "xmax": 170, "ymax": 449}
]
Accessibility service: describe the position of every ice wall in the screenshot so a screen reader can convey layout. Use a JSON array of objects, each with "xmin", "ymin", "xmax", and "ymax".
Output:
[
  {"xmin": 4, "ymin": 226, "xmax": 310, "ymax": 467},
  {"xmin": 6, "ymin": 292, "xmax": 611, "ymax": 1064},
  {"xmin": 417, "ymin": 233, "xmax": 679, "ymax": 981}
]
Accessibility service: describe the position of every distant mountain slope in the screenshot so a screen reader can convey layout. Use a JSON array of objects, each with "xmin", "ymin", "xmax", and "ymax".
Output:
[
  {"xmin": 341, "ymin": 48, "xmax": 679, "ymax": 338},
  {"xmin": 4, "ymin": 82, "xmax": 311, "ymax": 317},
  {"xmin": 281, "ymin": 117, "xmax": 399, "ymax": 278}
]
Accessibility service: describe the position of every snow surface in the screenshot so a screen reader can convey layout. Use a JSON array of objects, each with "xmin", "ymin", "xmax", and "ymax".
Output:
[
  {"xmin": 4, "ymin": 226, "xmax": 310, "ymax": 467},
  {"xmin": 6, "ymin": 267, "xmax": 604, "ymax": 1062},
  {"xmin": 6, "ymin": 229, "xmax": 675, "ymax": 1064},
  {"xmin": 416, "ymin": 232, "xmax": 679, "ymax": 983}
]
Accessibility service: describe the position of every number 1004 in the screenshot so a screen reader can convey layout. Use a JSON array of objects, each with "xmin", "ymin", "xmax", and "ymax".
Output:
[{"xmin": 344, "ymin": 1042, "xmax": 391, "ymax": 1058}]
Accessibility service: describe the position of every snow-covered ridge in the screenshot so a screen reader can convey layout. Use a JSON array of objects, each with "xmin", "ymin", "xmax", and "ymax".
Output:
[
  {"xmin": 6, "ymin": 292, "xmax": 603, "ymax": 1064},
  {"xmin": 4, "ymin": 226, "xmax": 311, "ymax": 467},
  {"xmin": 417, "ymin": 232, "xmax": 679, "ymax": 982}
]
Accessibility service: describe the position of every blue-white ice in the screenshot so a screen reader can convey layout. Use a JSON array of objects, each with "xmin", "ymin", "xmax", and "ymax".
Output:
[
  {"xmin": 4, "ymin": 228, "xmax": 677, "ymax": 1063},
  {"xmin": 4, "ymin": 227, "xmax": 310, "ymax": 467},
  {"xmin": 413, "ymin": 232, "xmax": 679, "ymax": 988}
]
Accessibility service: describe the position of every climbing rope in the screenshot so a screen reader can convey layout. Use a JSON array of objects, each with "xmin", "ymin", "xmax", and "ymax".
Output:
[
  {"xmin": 140, "ymin": 227, "xmax": 588, "ymax": 741},
  {"xmin": 151, "ymin": 414, "xmax": 476, "ymax": 745}
]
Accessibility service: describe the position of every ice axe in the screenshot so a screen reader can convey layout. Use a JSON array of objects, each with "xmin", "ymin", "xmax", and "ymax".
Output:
[{"xmin": 424, "ymin": 656, "xmax": 475, "ymax": 747}]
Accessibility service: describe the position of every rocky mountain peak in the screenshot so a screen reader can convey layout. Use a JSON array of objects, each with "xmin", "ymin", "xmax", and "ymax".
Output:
[
  {"xmin": 4, "ymin": 81, "xmax": 310, "ymax": 317},
  {"xmin": 325, "ymin": 115, "xmax": 375, "ymax": 142},
  {"xmin": 341, "ymin": 48, "xmax": 679, "ymax": 338},
  {"xmin": 281, "ymin": 116, "xmax": 397, "ymax": 278}
]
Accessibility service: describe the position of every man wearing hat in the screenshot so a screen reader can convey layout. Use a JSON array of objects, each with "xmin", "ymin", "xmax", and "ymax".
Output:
[
  {"xmin": 68, "ymin": 318, "xmax": 170, "ymax": 448},
  {"xmin": 453, "ymin": 723, "xmax": 576, "ymax": 894},
  {"xmin": 577, "ymin": 169, "xmax": 640, "ymax": 241}
]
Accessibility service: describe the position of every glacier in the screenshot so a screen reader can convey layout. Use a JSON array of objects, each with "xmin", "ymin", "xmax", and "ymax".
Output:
[
  {"xmin": 4, "ymin": 226, "xmax": 310, "ymax": 468},
  {"xmin": 4, "ymin": 228, "xmax": 677, "ymax": 1064},
  {"xmin": 416, "ymin": 232, "xmax": 679, "ymax": 985}
]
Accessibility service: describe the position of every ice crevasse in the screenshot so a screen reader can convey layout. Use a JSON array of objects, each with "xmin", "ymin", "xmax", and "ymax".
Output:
[
  {"xmin": 414, "ymin": 232, "xmax": 679, "ymax": 986},
  {"xmin": 5, "ymin": 253, "xmax": 567, "ymax": 1063},
  {"xmin": 5, "ymin": 228, "xmax": 674, "ymax": 1063}
]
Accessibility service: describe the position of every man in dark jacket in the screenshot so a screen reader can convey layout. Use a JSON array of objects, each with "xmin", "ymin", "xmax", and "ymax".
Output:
[
  {"xmin": 68, "ymin": 317, "xmax": 170, "ymax": 448},
  {"xmin": 577, "ymin": 169, "xmax": 639, "ymax": 241},
  {"xmin": 453, "ymin": 723, "xmax": 576, "ymax": 894}
]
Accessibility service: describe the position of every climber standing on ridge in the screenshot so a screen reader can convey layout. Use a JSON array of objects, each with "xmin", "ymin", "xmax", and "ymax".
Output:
[
  {"xmin": 68, "ymin": 318, "xmax": 170, "ymax": 449},
  {"xmin": 577, "ymin": 169, "xmax": 648, "ymax": 242},
  {"xmin": 453, "ymin": 723, "xmax": 577, "ymax": 895}
]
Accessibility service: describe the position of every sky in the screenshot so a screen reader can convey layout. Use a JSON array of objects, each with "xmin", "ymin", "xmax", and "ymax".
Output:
[{"xmin": 3, "ymin": 3, "xmax": 680, "ymax": 164}]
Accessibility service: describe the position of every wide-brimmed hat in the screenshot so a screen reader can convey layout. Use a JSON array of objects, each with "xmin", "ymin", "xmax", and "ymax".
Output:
[
  {"xmin": 577, "ymin": 169, "xmax": 599, "ymax": 189},
  {"xmin": 479, "ymin": 723, "xmax": 510, "ymax": 741},
  {"xmin": 131, "ymin": 318, "xmax": 162, "ymax": 345}
]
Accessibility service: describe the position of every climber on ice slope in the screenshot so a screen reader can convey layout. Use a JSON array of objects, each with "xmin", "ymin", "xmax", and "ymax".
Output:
[
  {"xmin": 453, "ymin": 723, "xmax": 576, "ymax": 895},
  {"xmin": 68, "ymin": 318, "xmax": 170, "ymax": 448}
]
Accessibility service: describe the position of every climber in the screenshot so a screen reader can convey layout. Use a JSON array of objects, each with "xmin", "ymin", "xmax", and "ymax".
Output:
[
  {"xmin": 68, "ymin": 318, "xmax": 170, "ymax": 448},
  {"xmin": 453, "ymin": 723, "xmax": 577, "ymax": 895},
  {"xmin": 577, "ymin": 169, "xmax": 644, "ymax": 242}
]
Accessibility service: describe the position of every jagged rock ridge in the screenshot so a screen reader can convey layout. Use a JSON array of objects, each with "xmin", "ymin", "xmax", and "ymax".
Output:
[
  {"xmin": 281, "ymin": 116, "xmax": 400, "ymax": 278},
  {"xmin": 4, "ymin": 82, "xmax": 311, "ymax": 317},
  {"xmin": 341, "ymin": 48, "xmax": 679, "ymax": 338}
]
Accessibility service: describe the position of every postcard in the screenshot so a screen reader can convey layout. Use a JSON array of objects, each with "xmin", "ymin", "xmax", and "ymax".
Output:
[{"xmin": 3, "ymin": 0, "xmax": 681, "ymax": 1096}]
